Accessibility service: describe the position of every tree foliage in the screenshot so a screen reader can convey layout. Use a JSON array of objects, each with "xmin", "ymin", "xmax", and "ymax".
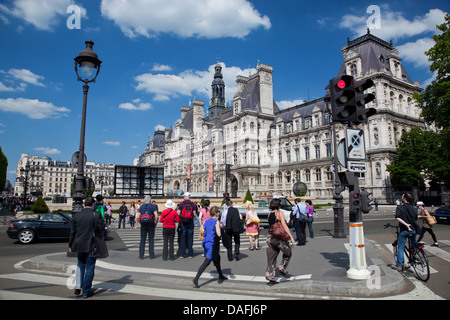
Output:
[
  {"xmin": 387, "ymin": 127, "xmax": 450, "ymax": 186},
  {"xmin": 31, "ymin": 196, "xmax": 49, "ymax": 214}
]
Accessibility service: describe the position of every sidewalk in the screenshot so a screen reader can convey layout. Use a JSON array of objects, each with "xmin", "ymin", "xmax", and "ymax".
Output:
[{"xmin": 17, "ymin": 232, "xmax": 405, "ymax": 299}]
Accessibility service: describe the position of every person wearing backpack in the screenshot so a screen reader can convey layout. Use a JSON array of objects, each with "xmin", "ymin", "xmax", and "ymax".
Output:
[
  {"xmin": 177, "ymin": 192, "xmax": 198, "ymax": 258},
  {"xmin": 137, "ymin": 195, "xmax": 159, "ymax": 259}
]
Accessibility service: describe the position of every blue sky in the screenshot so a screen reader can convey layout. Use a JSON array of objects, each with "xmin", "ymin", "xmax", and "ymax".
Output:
[{"xmin": 0, "ymin": 0, "xmax": 448, "ymax": 186}]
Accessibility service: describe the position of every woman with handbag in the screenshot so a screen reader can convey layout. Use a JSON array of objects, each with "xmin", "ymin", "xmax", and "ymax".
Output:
[
  {"xmin": 265, "ymin": 198, "xmax": 295, "ymax": 284},
  {"xmin": 244, "ymin": 201, "xmax": 260, "ymax": 250},
  {"xmin": 417, "ymin": 201, "xmax": 438, "ymax": 247}
]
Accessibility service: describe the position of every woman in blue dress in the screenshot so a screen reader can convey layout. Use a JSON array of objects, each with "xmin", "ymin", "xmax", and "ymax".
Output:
[{"xmin": 192, "ymin": 206, "xmax": 228, "ymax": 288}]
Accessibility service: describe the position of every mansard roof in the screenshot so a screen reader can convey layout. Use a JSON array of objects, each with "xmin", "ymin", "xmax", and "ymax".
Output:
[
  {"xmin": 236, "ymin": 73, "xmax": 279, "ymax": 114},
  {"xmin": 273, "ymin": 98, "xmax": 329, "ymax": 123},
  {"xmin": 337, "ymin": 30, "xmax": 413, "ymax": 84}
]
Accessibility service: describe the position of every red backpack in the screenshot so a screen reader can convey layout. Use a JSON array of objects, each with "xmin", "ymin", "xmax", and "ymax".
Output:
[{"xmin": 181, "ymin": 202, "xmax": 194, "ymax": 223}]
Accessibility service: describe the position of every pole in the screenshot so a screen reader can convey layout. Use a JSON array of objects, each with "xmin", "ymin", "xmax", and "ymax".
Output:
[
  {"xmin": 332, "ymin": 121, "xmax": 346, "ymax": 238},
  {"xmin": 72, "ymin": 84, "xmax": 89, "ymax": 216}
]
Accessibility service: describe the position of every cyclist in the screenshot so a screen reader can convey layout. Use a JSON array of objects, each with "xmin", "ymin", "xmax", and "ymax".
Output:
[{"xmin": 395, "ymin": 193, "xmax": 419, "ymax": 271}]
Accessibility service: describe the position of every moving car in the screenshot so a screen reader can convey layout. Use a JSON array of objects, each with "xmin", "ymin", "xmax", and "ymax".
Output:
[
  {"xmin": 234, "ymin": 195, "xmax": 294, "ymax": 226},
  {"xmin": 7, "ymin": 211, "xmax": 72, "ymax": 244},
  {"xmin": 434, "ymin": 204, "xmax": 450, "ymax": 224}
]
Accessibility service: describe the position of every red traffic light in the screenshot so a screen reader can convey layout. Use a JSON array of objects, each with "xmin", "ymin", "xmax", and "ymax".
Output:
[
  {"xmin": 337, "ymin": 80, "xmax": 346, "ymax": 89},
  {"xmin": 336, "ymin": 75, "xmax": 354, "ymax": 89},
  {"xmin": 353, "ymin": 193, "xmax": 360, "ymax": 198}
]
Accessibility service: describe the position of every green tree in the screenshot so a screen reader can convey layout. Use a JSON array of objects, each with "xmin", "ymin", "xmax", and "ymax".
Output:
[
  {"xmin": 387, "ymin": 127, "xmax": 449, "ymax": 197},
  {"xmin": 414, "ymin": 14, "xmax": 450, "ymax": 131},
  {"xmin": 413, "ymin": 13, "xmax": 450, "ymax": 178},
  {"xmin": 31, "ymin": 195, "xmax": 49, "ymax": 214},
  {"xmin": 243, "ymin": 188, "xmax": 254, "ymax": 204}
]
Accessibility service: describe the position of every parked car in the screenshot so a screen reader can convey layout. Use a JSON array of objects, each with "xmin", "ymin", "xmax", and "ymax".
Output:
[
  {"xmin": 7, "ymin": 211, "xmax": 72, "ymax": 244},
  {"xmin": 434, "ymin": 204, "xmax": 450, "ymax": 224}
]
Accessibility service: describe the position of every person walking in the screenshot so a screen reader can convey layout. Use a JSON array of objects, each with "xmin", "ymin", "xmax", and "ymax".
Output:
[
  {"xmin": 265, "ymin": 198, "xmax": 295, "ymax": 284},
  {"xmin": 177, "ymin": 192, "xmax": 197, "ymax": 258},
  {"xmin": 199, "ymin": 199, "xmax": 211, "ymax": 225},
  {"xmin": 244, "ymin": 201, "xmax": 260, "ymax": 250},
  {"xmin": 136, "ymin": 195, "xmax": 159, "ymax": 259},
  {"xmin": 118, "ymin": 201, "xmax": 128, "ymax": 229},
  {"xmin": 69, "ymin": 197, "xmax": 106, "ymax": 298},
  {"xmin": 192, "ymin": 206, "xmax": 228, "ymax": 288},
  {"xmin": 225, "ymin": 199, "xmax": 242, "ymax": 261},
  {"xmin": 160, "ymin": 199, "xmax": 179, "ymax": 260},
  {"xmin": 292, "ymin": 198, "xmax": 307, "ymax": 245},
  {"xmin": 416, "ymin": 201, "xmax": 439, "ymax": 247},
  {"xmin": 305, "ymin": 200, "xmax": 314, "ymax": 239},
  {"xmin": 105, "ymin": 201, "xmax": 113, "ymax": 227}
]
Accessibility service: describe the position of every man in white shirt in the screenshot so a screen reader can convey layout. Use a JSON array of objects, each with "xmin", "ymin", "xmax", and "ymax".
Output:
[{"xmin": 292, "ymin": 198, "xmax": 307, "ymax": 245}]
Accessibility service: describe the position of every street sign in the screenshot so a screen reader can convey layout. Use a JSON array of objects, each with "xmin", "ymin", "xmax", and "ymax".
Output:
[
  {"xmin": 348, "ymin": 161, "xmax": 367, "ymax": 173},
  {"xmin": 346, "ymin": 128, "xmax": 366, "ymax": 160},
  {"xmin": 337, "ymin": 139, "xmax": 348, "ymax": 168}
]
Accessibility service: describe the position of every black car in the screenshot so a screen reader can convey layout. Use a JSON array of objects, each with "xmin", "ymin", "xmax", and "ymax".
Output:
[
  {"xmin": 434, "ymin": 204, "xmax": 450, "ymax": 224},
  {"xmin": 7, "ymin": 212, "xmax": 72, "ymax": 244}
]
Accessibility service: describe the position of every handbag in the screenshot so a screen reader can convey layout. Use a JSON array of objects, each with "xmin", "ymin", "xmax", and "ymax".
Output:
[
  {"xmin": 89, "ymin": 234, "xmax": 109, "ymax": 259},
  {"xmin": 426, "ymin": 215, "xmax": 437, "ymax": 225},
  {"xmin": 269, "ymin": 211, "xmax": 290, "ymax": 241},
  {"xmin": 199, "ymin": 226, "xmax": 205, "ymax": 240}
]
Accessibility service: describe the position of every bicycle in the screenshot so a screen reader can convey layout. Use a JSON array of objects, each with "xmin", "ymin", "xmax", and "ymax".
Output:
[{"xmin": 384, "ymin": 223, "xmax": 430, "ymax": 282}]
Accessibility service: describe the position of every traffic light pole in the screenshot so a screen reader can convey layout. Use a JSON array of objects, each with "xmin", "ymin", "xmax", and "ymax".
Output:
[{"xmin": 332, "ymin": 121, "xmax": 346, "ymax": 239}]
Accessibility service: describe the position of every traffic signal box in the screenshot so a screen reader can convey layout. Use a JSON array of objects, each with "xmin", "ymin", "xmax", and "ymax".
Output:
[
  {"xmin": 327, "ymin": 75, "xmax": 356, "ymax": 123},
  {"xmin": 353, "ymin": 79, "xmax": 376, "ymax": 124},
  {"xmin": 326, "ymin": 75, "xmax": 376, "ymax": 125},
  {"xmin": 349, "ymin": 190, "xmax": 362, "ymax": 222}
]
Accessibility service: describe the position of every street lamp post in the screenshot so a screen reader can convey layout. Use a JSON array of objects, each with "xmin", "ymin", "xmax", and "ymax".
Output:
[
  {"xmin": 20, "ymin": 163, "xmax": 34, "ymax": 207},
  {"xmin": 72, "ymin": 40, "xmax": 102, "ymax": 216}
]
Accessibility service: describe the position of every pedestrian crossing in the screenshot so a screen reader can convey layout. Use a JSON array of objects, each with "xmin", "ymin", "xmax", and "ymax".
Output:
[{"xmin": 115, "ymin": 226, "xmax": 257, "ymax": 253}]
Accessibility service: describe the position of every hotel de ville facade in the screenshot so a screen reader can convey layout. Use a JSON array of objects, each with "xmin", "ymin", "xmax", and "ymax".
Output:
[{"xmin": 137, "ymin": 31, "xmax": 427, "ymax": 204}]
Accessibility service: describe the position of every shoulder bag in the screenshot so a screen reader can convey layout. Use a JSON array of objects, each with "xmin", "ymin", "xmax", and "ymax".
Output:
[{"xmin": 269, "ymin": 211, "xmax": 290, "ymax": 241}]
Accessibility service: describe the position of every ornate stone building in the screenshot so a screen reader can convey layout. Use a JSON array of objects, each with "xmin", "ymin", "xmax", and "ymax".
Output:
[{"xmin": 139, "ymin": 31, "xmax": 425, "ymax": 202}]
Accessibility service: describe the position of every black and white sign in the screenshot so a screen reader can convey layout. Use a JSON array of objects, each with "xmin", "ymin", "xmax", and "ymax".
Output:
[
  {"xmin": 348, "ymin": 161, "xmax": 367, "ymax": 173},
  {"xmin": 346, "ymin": 128, "xmax": 366, "ymax": 160}
]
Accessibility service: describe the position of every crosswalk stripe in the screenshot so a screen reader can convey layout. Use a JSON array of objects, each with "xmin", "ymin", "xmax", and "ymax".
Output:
[{"xmin": 0, "ymin": 273, "xmax": 276, "ymax": 300}]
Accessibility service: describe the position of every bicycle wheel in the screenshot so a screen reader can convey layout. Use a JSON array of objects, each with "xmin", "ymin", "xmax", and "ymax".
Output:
[{"xmin": 411, "ymin": 248, "xmax": 430, "ymax": 282}]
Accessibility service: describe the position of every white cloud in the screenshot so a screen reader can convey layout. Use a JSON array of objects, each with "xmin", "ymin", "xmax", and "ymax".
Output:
[
  {"xmin": 103, "ymin": 141, "xmax": 121, "ymax": 146},
  {"xmin": 152, "ymin": 64, "xmax": 172, "ymax": 72},
  {"xmin": 33, "ymin": 147, "xmax": 61, "ymax": 155},
  {"xmin": 100, "ymin": 0, "xmax": 271, "ymax": 39},
  {"xmin": 118, "ymin": 98, "xmax": 152, "ymax": 111},
  {"xmin": 276, "ymin": 99, "xmax": 307, "ymax": 110},
  {"xmin": 0, "ymin": 0, "xmax": 86, "ymax": 31},
  {"xmin": 0, "ymin": 97, "xmax": 70, "ymax": 119},
  {"xmin": 397, "ymin": 38, "xmax": 435, "ymax": 68},
  {"xmin": 8, "ymin": 68, "xmax": 45, "ymax": 87},
  {"xmin": 340, "ymin": 8, "xmax": 447, "ymax": 40},
  {"xmin": 135, "ymin": 62, "xmax": 256, "ymax": 103}
]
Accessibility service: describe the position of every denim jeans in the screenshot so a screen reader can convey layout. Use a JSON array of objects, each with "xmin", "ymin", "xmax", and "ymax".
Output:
[
  {"xmin": 396, "ymin": 230, "xmax": 417, "ymax": 267},
  {"xmin": 179, "ymin": 222, "xmax": 194, "ymax": 257},
  {"xmin": 139, "ymin": 224, "xmax": 155, "ymax": 258},
  {"xmin": 77, "ymin": 252, "xmax": 96, "ymax": 297}
]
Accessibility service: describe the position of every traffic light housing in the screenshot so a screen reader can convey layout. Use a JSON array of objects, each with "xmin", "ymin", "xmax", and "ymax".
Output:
[
  {"xmin": 352, "ymin": 78, "xmax": 376, "ymax": 124},
  {"xmin": 360, "ymin": 189, "xmax": 373, "ymax": 213},
  {"xmin": 349, "ymin": 190, "xmax": 362, "ymax": 222},
  {"xmin": 327, "ymin": 75, "xmax": 356, "ymax": 123}
]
